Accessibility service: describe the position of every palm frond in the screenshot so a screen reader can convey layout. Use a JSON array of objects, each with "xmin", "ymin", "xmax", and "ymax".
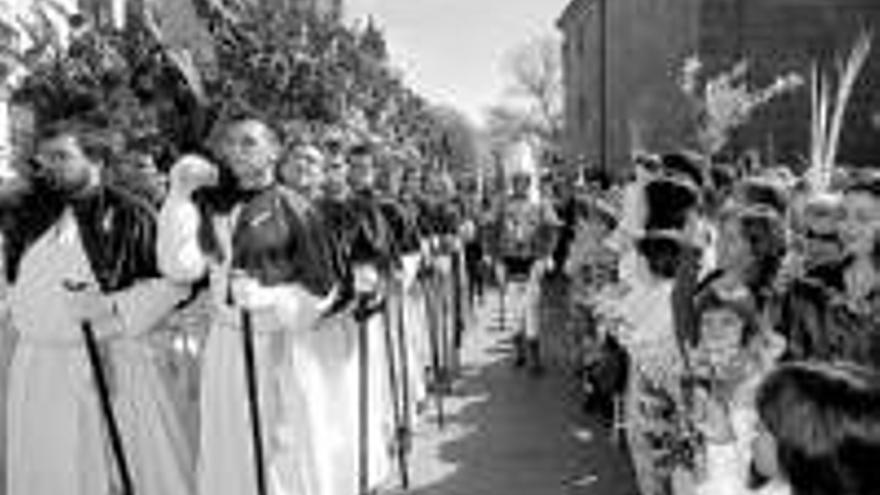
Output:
[
  {"xmin": 809, "ymin": 63, "xmax": 825, "ymax": 188},
  {"xmin": 808, "ymin": 30, "xmax": 873, "ymax": 192},
  {"xmin": 823, "ymin": 30, "xmax": 872, "ymax": 175}
]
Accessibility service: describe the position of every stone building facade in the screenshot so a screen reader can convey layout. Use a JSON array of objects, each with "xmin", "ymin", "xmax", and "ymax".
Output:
[{"xmin": 558, "ymin": 0, "xmax": 880, "ymax": 179}]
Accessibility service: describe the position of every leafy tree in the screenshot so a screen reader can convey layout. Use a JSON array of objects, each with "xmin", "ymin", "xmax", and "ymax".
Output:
[
  {"xmin": 422, "ymin": 105, "xmax": 480, "ymax": 177},
  {"xmin": 6, "ymin": 0, "xmax": 465, "ymax": 180}
]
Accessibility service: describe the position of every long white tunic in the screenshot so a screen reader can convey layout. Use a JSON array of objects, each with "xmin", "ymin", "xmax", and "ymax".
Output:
[
  {"xmin": 306, "ymin": 301, "xmax": 395, "ymax": 495},
  {"xmin": 6, "ymin": 208, "xmax": 191, "ymax": 495},
  {"xmin": 0, "ymin": 248, "xmax": 15, "ymax": 495},
  {"xmin": 401, "ymin": 253, "xmax": 430, "ymax": 421},
  {"xmin": 158, "ymin": 193, "xmax": 327, "ymax": 495}
]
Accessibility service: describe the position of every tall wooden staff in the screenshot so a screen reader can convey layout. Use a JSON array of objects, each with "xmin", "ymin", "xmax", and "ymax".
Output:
[
  {"xmin": 355, "ymin": 292, "xmax": 372, "ymax": 495},
  {"xmin": 64, "ymin": 281, "xmax": 134, "ymax": 495},
  {"xmin": 240, "ymin": 310, "xmax": 267, "ymax": 495},
  {"xmin": 394, "ymin": 275, "xmax": 413, "ymax": 487}
]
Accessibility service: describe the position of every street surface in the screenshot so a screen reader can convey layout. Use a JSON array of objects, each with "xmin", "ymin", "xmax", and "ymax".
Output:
[{"xmin": 389, "ymin": 280, "xmax": 639, "ymax": 495}]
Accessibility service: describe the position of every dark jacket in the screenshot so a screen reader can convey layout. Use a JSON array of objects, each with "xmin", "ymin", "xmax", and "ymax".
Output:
[
  {"xmin": 2, "ymin": 179, "xmax": 159, "ymax": 292},
  {"xmin": 776, "ymin": 259, "xmax": 880, "ymax": 369}
]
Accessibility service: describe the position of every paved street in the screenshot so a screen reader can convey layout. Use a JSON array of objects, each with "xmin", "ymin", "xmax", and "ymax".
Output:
[{"xmin": 389, "ymin": 283, "xmax": 639, "ymax": 495}]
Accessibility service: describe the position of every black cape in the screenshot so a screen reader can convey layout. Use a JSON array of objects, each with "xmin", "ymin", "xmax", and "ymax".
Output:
[
  {"xmin": 377, "ymin": 194, "xmax": 420, "ymax": 260},
  {"xmin": 344, "ymin": 190, "xmax": 395, "ymax": 270},
  {"xmin": 2, "ymin": 179, "xmax": 159, "ymax": 292},
  {"xmin": 314, "ymin": 191, "xmax": 394, "ymax": 313},
  {"xmin": 229, "ymin": 185, "xmax": 337, "ymax": 297}
]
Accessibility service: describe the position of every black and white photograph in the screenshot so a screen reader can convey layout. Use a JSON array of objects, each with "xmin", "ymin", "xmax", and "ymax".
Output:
[{"xmin": 1, "ymin": 1, "xmax": 880, "ymax": 495}]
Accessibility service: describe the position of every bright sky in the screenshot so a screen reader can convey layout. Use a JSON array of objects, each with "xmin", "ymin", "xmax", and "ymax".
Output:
[{"xmin": 346, "ymin": 0, "xmax": 569, "ymax": 128}]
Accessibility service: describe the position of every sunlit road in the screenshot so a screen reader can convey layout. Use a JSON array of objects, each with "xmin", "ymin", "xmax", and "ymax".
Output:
[{"xmin": 388, "ymin": 280, "xmax": 638, "ymax": 495}]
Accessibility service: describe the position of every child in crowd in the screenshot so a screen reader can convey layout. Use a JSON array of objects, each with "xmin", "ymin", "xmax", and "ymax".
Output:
[{"xmin": 686, "ymin": 289, "xmax": 784, "ymax": 495}]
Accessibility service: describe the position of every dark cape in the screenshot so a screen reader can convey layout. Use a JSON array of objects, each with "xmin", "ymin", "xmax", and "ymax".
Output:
[
  {"xmin": 775, "ymin": 258, "xmax": 880, "ymax": 369},
  {"xmin": 313, "ymin": 189, "xmax": 394, "ymax": 312},
  {"xmin": 416, "ymin": 196, "xmax": 460, "ymax": 239},
  {"xmin": 344, "ymin": 189, "xmax": 395, "ymax": 270},
  {"xmin": 224, "ymin": 185, "xmax": 337, "ymax": 297},
  {"xmin": 313, "ymin": 195, "xmax": 359, "ymax": 276},
  {"xmin": 409, "ymin": 195, "xmax": 435, "ymax": 240},
  {"xmin": 1, "ymin": 178, "xmax": 160, "ymax": 292},
  {"xmin": 377, "ymin": 194, "xmax": 420, "ymax": 260}
]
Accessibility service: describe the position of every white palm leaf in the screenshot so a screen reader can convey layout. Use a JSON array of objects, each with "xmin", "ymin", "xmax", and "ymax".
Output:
[
  {"xmin": 809, "ymin": 63, "xmax": 826, "ymax": 189},
  {"xmin": 823, "ymin": 30, "xmax": 872, "ymax": 176}
]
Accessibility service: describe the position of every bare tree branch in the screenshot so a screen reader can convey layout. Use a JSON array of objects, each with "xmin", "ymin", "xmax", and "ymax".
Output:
[{"xmin": 489, "ymin": 35, "xmax": 562, "ymax": 153}]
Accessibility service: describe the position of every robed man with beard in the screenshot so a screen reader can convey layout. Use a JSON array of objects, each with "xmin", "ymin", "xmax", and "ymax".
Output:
[{"xmin": 3, "ymin": 121, "xmax": 193, "ymax": 495}]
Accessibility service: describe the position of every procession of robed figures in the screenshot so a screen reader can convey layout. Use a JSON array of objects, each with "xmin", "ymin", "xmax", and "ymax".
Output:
[
  {"xmin": 6, "ymin": 27, "xmax": 880, "ymax": 495},
  {"xmin": 5, "ymin": 106, "xmax": 880, "ymax": 495},
  {"xmin": 0, "ymin": 113, "xmax": 518, "ymax": 495}
]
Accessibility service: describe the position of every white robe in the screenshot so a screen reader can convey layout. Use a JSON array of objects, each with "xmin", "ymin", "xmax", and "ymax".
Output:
[
  {"xmin": 6, "ymin": 208, "xmax": 192, "ymax": 495},
  {"xmin": 401, "ymin": 253, "xmax": 430, "ymax": 422},
  {"xmin": 294, "ymin": 310, "xmax": 357, "ymax": 495},
  {"xmin": 269, "ymin": 278, "xmax": 401, "ymax": 495},
  {"xmin": 429, "ymin": 252, "xmax": 456, "ymax": 367},
  {"xmin": 0, "ymin": 258, "xmax": 15, "ymax": 495},
  {"xmin": 158, "ymin": 193, "xmax": 329, "ymax": 495}
]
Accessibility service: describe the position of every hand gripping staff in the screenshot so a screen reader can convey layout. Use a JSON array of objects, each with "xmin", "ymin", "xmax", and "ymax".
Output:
[
  {"xmin": 395, "ymin": 275, "xmax": 414, "ymax": 488},
  {"xmin": 64, "ymin": 280, "xmax": 134, "ymax": 495}
]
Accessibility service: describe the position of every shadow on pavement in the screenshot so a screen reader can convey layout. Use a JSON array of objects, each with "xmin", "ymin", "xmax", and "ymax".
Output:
[{"xmin": 393, "ymin": 343, "xmax": 638, "ymax": 495}]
